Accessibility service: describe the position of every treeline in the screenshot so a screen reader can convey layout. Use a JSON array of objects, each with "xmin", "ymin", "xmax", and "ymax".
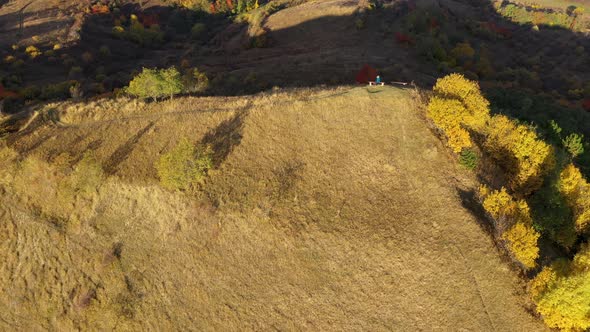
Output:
[{"xmin": 427, "ymin": 73, "xmax": 590, "ymax": 331}]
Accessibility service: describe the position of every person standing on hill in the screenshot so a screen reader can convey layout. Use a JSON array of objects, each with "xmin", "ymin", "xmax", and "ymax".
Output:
[{"xmin": 376, "ymin": 75, "xmax": 382, "ymax": 84}]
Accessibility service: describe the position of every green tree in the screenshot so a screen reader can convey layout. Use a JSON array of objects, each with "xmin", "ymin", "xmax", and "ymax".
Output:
[
  {"xmin": 126, "ymin": 67, "xmax": 184, "ymax": 100},
  {"xmin": 562, "ymin": 133, "xmax": 584, "ymax": 158}
]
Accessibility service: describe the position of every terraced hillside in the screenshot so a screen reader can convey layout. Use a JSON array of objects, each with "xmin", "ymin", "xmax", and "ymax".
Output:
[{"xmin": 0, "ymin": 86, "xmax": 547, "ymax": 330}]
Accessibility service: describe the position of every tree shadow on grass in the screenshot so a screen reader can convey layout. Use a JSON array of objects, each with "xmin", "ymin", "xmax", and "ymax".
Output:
[
  {"xmin": 199, "ymin": 110, "xmax": 246, "ymax": 168},
  {"xmin": 456, "ymin": 187, "xmax": 495, "ymax": 236}
]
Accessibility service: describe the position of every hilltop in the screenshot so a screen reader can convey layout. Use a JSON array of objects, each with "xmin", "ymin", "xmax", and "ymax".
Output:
[
  {"xmin": 2, "ymin": 0, "xmax": 590, "ymax": 329},
  {"xmin": 0, "ymin": 86, "xmax": 546, "ymax": 330}
]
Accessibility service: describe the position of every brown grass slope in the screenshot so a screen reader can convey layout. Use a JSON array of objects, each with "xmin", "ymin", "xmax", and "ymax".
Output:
[{"xmin": 0, "ymin": 86, "xmax": 546, "ymax": 330}]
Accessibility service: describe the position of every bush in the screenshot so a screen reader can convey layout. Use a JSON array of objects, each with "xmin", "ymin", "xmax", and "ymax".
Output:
[
  {"xmin": 99, "ymin": 45, "xmax": 111, "ymax": 57},
  {"xmin": 127, "ymin": 20, "xmax": 164, "ymax": 47},
  {"xmin": 69, "ymin": 66, "xmax": 83, "ymax": 79},
  {"xmin": 3, "ymin": 55, "xmax": 16, "ymax": 64},
  {"xmin": 25, "ymin": 45, "xmax": 41, "ymax": 59},
  {"xmin": 126, "ymin": 67, "xmax": 184, "ymax": 100},
  {"xmin": 178, "ymin": 0, "xmax": 211, "ymax": 11},
  {"xmin": 182, "ymin": 68, "xmax": 209, "ymax": 93},
  {"xmin": 113, "ymin": 19, "xmax": 163, "ymax": 47},
  {"xmin": 66, "ymin": 152, "xmax": 104, "ymax": 196},
  {"xmin": 40, "ymin": 81, "xmax": 75, "ymax": 100},
  {"xmin": 450, "ymin": 42, "xmax": 475, "ymax": 63},
  {"xmin": 81, "ymin": 51, "xmax": 94, "ymax": 64},
  {"xmin": 112, "ymin": 25, "xmax": 125, "ymax": 36},
  {"xmin": 355, "ymin": 17, "xmax": 366, "ymax": 30},
  {"xmin": 191, "ymin": 23, "xmax": 206, "ymax": 39},
  {"xmin": 156, "ymin": 138, "xmax": 213, "ymax": 191},
  {"xmin": 459, "ymin": 149, "xmax": 478, "ymax": 170}
]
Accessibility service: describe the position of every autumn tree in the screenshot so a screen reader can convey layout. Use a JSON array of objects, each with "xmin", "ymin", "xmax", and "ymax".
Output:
[
  {"xmin": 484, "ymin": 115, "xmax": 554, "ymax": 195},
  {"xmin": 480, "ymin": 186, "xmax": 540, "ymax": 268},
  {"xmin": 426, "ymin": 73, "xmax": 490, "ymax": 153},
  {"xmin": 559, "ymin": 164, "xmax": 590, "ymax": 233},
  {"xmin": 530, "ymin": 243, "xmax": 590, "ymax": 331}
]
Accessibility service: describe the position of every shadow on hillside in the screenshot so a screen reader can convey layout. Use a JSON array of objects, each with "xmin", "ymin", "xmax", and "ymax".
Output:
[
  {"xmin": 2, "ymin": 0, "xmax": 590, "ymax": 152},
  {"xmin": 200, "ymin": 110, "xmax": 246, "ymax": 168},
  {"xmin": 456, "ymin": 187, "xmax": 494, "ymax": 235},
  {"xmin": 2, "ymin": 1, "xmax": 588, "ymax": 94},
  {"xmin": 0, "ymin": 2, "xmax": 584, "ymax": 98}
]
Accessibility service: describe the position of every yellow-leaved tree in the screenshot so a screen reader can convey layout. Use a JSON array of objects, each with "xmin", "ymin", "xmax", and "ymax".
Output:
[
  {"xmin": 480, "ymin": 186, "xmax": 540, "ymax": 268},
  {"xmin": 427, "ymin": 73, "xmax": 490, "ymax": 153},
  {"xmin": 531, "ymin": 243, "xmax": 590, "ymax": 331},
  {"xmin": 559, "ymin": 164, "xmax": 590, "ymax": 233},
  {"xmin": 484, "ymin": 115, "xmax": 554, "ymax": 195}
]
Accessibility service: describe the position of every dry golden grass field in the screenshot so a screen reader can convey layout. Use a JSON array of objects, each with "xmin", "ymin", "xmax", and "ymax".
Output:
[{"xmin": 0, "ymin": 86, "xmax": 547, "ymax": 330}]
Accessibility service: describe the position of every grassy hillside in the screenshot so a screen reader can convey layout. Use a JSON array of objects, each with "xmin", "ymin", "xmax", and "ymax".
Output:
[{"xmin": 0, "ymin": 86, "xmax": 546, "ymax": 330}]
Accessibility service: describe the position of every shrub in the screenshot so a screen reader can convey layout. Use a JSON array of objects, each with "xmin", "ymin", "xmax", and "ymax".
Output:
[
  {"xmin": 459, "ymin": 149, "xmax": 478, "ymax": 170},
  {"xmin": 66, "ymin": 152, "xmax": 104, "ymax": 196},
  {"xmin": 40, "ymin": 81, "xmax": 75, "ymax": 100},
  {"xmin": 4, "ymin": 55, "xmax": 16, "ymax": 64},
  {"xmin": 127, "ymin": 20, "xmax": 164, "ymax": 46},
  {"xmin": 191, "ymin": 23, "xmax": 206, "ymax": 39},
  {"xmin": 70, "ymin": 82, "xmax": 83, "ymax": 99},
  {"xmin": 81, "ymin": 51, "xmax": 94, "ymax": 64},
  {"xmin": 25, "ymin": 45, "xmax": 41, "ymax": 59},
  {"xmin": 69, "ymin": 66, "xmax": 83, "ymax": 78},
  {"xmin": 178, "ymin": 0, "xmax": 211, "ymax": 11},
  {"xmin": 156, "ymin": 138, "xmax": 213, "ymax": 191},
  {"xmin": 532, "ymin": 244, "xmax": 590, "ymax": 331},
  {"xmin": 126, "ymin": 67, "xmax": 184, "ymax": 100},
  {"xmin": 450, "ymin": 42, "xmax": 475, "ymax": 63},
  {"xmin": 112, "ymin": 25, "xmax": 125, "ymax": 36},
  {"xmin": 355, "ymin": 17, "xmax": 366, "ymax": 30},
  {"xmin": 182, "ymin": 68, "xmax": 209, "ymax": 93},
  {"xmin": 99, "ymin": 45, "xmax": 111, "ymax": 57}
]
